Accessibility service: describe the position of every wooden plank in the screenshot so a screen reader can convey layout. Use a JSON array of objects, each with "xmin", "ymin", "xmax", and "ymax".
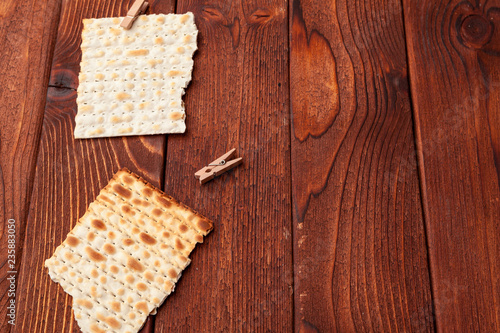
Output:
[
  {"xmin": 155, "ymin": 0, "xmax": 293, "ymax": 331},
  {"xmin": 403, "ymin": 0, "xmax": 500, "ymax": 330},
  {"xmin": 0, "ymin": 0, "xmax": 61, "ymax": 330},
  {"xmin": 13, "ymin": 1, "xmax": 174, "ymax": 332},
  {"xmin": 290, "ymin": 0, "xmax": 434, "ymax": 331}
]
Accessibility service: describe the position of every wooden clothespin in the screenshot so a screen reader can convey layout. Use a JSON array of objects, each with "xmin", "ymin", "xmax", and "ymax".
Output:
[
  {"xmin": 195, "ymin": 148, "xmax": 243, "ymax": 184},
  {"xmin": 120, "ymin": 0, "xmax": 149, "ymax": 29}
]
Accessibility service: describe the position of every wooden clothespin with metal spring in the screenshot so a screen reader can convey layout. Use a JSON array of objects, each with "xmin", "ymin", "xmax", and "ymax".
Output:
[
  {"xmin": 195, "ymin": 148, "xmax": 243, "ymax": 184},
  {"xmin": 120, "ymin": 0, "xmax": 149, "ymax": 29}
]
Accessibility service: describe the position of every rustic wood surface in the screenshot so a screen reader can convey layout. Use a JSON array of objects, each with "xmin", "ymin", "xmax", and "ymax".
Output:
[
  {"xmin": 403, "ymin": 0, "xmax": 500, "ymax": 331},
  {"xmin": 0, "ymin": 0, "xmax": 61, "ymax": 331},
  {"xmin": 0, "ymin": 0, "xmax": 498, "ymax": 332},
  {"xmin": 155, "ymin": 0, "xmax": 293, "ymax": 331},
  {"xmin": 290, "ymin": 0, "xmax": 433, "ymax": 331}
]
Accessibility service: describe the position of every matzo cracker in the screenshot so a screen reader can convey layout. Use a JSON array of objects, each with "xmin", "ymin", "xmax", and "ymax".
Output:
[
  {"xmin": 74, "ymin": 13, "xmax": 197, "ymax": 139},
  {"xmin": 45, "ymin": 168, "xmax": 212, "ymax": 333}
]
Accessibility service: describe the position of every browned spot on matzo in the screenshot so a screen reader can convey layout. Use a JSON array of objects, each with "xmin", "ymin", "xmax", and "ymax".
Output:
[
  {"xmin": 91, "ymin": 219, "xmax": 106, "ymax": 231},
  {"xmin": 126, "ymin": 49, "xmax": 149, "ymax": 56},
  {"xmin": 175, "ymin": 238, "xmax": 185, "ymax": 251},
  {"xmin": 127, "ymin": 257, "xmax": 145, "ymax": 272},
  {"xmin": 121, "ymin": 204, "xmax": 133, "ymax": 215},
  {"xmin": 139, "ymin": 232, "xmax": 156, "ymax": 245},
  {"xmin": 197, "ymin": 219, "xmax": 213, "ymax": 233},
  {"xmin": 123, "ymin": 175, "xmax": 135, "ymax": 185},
  {"xmin": 195, "ymin": 234, "xmax": 204, "ymax": 243},
  {"xmin": 112, "ymin": 183, "xmax": 132, "ymax": 199},
  {"xmin": 102, "ymin": 243, "xmax": 116, "ymax": 255},
  {"xmin": 116, "ymin": 92, "xmax": 131, "ymax": 101},
  {"xmin": 135, "ymin": 301, "xmax": 148, "ymax": 313},
  {"xmin": 105, "ymin": 316, "xmax": 121, "ymax": 330},
  {"xmin": 90, "ymin": 323, "xmax": 105, "ymax": 333},
  {"xmin": 85, "ymin": 247, "xmax": 106, "ymax": 262},
  {"xmin": 164, "ymin": 280, "xmax": 173, "ymax": 291},
  {"xmin": 76, "ymin": 299, "xmax": 93, "ymax": 309},
  {"xmin": 168, "ymin": 268, "xmax": 177, "ymax": 279},
  {"xmin": 167, "ymin": 70, "xmax": 182, "ymax": 76},
  {"xmin": 155, "ymin": 194, "xmax": 172, "ymax": 208},
  {"xmin": 169, "ymin": 111, "xmax": 184, "ymax": 120},
  {"xmin": 66, "ymin": 236, "xmax": 80, "ymax": 247},
  {"xmin": 145, "ymin": 271, "xmax": 154, "ymax": 281},
  {"xmin": 142, "ymin": 188, "xmax": 153, "ymax": 197},
  {"xmin": 99, "ymin": 194, "xmax": 114, "ymax": 205},
  {"xmin": 110, "ymin": 301, "xmax": 121, "ymax": 312},
  {"xmin": 123, "ymin": 238, "xmax": 134, "ymax": 246},
  {"xmin": 87, "ymin": 232, "xmax": 95, "ymax": 241}
]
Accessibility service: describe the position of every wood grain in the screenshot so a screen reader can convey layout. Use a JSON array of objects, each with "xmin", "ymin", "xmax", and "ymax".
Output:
[
  {"xmin": 13, "ymin": 0, "xmax": 174, "ymax": 332},
  {"xmin": 0, "ymin": 0, "xmax": 61, "ymax": 331},
  {"xmin": 403, "ymin": 0, "xmax": 500, "ymax": 331},
  {"xmin": 155, "ymin": 0, "xmax": 293, "ymax": 331},
  {"xmin": 290, "ymin": 0, "xmax": 434, "ymax": 331}
]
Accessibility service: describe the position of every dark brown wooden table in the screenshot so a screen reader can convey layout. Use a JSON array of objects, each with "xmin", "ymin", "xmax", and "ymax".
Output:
[{"xmin": 1, "ymin": 0, "xmax": 499, "ymax": 332}]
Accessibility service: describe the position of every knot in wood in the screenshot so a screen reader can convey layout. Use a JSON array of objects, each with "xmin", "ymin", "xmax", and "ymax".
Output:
[{"xmin": 459, "ymin": 14, "xmax": 493, "ymax": 49}]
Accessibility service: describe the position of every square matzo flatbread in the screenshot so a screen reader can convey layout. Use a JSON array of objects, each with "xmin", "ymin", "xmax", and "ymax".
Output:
[
  {"xmin": 45, "ymin": 168, "xmax": 213, "ymax": 333},
  {"xmin": 74, "ymin": 13, "xmax": 197, "ymax": 139}
]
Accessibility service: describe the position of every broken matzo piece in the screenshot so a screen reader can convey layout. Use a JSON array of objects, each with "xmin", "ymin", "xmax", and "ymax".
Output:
[
  {"xmin": 45, "ymin": 168, "xmax": 213, "ymax": 333},
  {"xmin": 74, "ymin": 13, "xmax": 197, "ymax": 139}
]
